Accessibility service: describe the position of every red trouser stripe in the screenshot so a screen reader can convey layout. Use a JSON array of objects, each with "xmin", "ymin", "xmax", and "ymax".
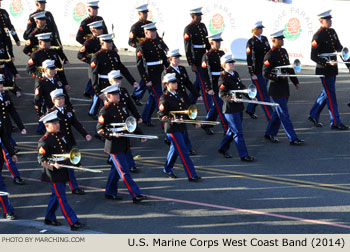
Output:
[
  {"xmin": 111, "ymin": 154, "xmax": 137, "ymax": 198},
  {"xmin": 151, "ymin": 86, "xmax": 160, "ymax": 106},
  {"xmin": 254, "ymin": 79, "xmax": 271, "ymax": 119},
  {"xmin": 53, "ymin": 183, "xmax": 73, "ymax": 226},
  {"xmin": 0, "ymin": 196, "xmax": 7, "ymax": 214},
  {"xmin": 68, "ymin": 180, "xmax": 74, "ymax": 191},
  {"xmin": 169, "ymin": 133, "xmax": 193, "ymax": 179},
  {"xmin": 197, "ymin": 72, "xmax": 210, "ymax": 111},
  {"xmin": 322, "ymin": 77, "xmax": 337, "ymax": 126},
  {"xmin": 2, "ymin": 149, "xmax": 15, "ymax": 178},
  {"xmin": 212, "ymin": 96, "xmax": 228, "ymax": 131}
]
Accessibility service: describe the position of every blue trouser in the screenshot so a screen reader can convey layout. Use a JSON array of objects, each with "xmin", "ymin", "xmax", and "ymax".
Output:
[
  {"xmin": 219, "ymin": 112, "xmax": 249, "ymax": 158},
  {"xmin": 165, "ymin": 129, "xmax": 193, "ymax": 150},
  {"xmin": 125, "ymin": 150, "xmax": 135, "ymax": 168},
  {"xmin": 189, "ymin": 67, "xmax": 213, "ymax": 112},
  {"xmin": 89, "ymin": 94, "xmax": 104, "ymax": 116},
  {"xmin": 309, "ymin": 77, "xmax": 341, "ymax": 126},
  {"xmin": 265, "ymin": 97, "xmax": 298, "ymax": 142},
  {"xmin": 205, "ymin": 94, "xmax": 228, "ymax": 131},
  {"xmin": 84, "ymin": 79, "xmax": 95, "ymax": 96},
  {"xmin": 45, "ymin": 183, "xmax": 79, "ymax": 226},
  {"xmin": 105, "ymin": 153, "xmax": 142, "ymax": 199},
  {"xmin": 0, "ymin": 175, "xmax": 14, "ymax": 215},
  {"xmin": 2, "ymin": 144, "xmax": 20, "ymax": 178},
  {"xmin": 164, "ymin": 132, "xmax": 198, "ymax": 179},
  {"xmin": 141, "ymin": 84, "xmax": 162, "ymax": 123},
  {"xmin": 246, "ymin": 74, "xmax": 273, "ymax": 120},
  {"xmin": 132, "ymin": 79, "xmax": 146, "ymax": 100},
  {"xmin": 67, "ymin": 169, "xmax": 79, "ymax": 191}
]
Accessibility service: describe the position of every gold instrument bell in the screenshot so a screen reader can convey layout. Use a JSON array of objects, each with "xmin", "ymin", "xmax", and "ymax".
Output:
[
  {"xmin": 51, "ymin": 148, "xmax": 81, "ymax": 165},
  {"xmin": 2, "ymin": 86, "xmax": 15, "ymax": 91},
  {"xmin": 161, "ymin": 105, "xmax": 219, "ymax": 125}
]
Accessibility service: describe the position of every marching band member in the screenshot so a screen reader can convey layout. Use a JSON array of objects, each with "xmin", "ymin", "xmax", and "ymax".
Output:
[
  {"xmin": 34, "ymin": 60, "xmax": 71, "ymax": 133},
  {"xmin": 38, "ymin": 110, "xmax": 85, "ymax": 230},
  {"xmin": 201, "ymin": 32, "xmax": 228, "ymax": 135},
  {"xmin": 107, "ymin": 70, "xmax": 143, "ymax": 172},
  {"xmin": 23, "ymin": 0, "xmax": 60, "ymax": 43},
  {"xmin": 263, "ymin": 30, "xmax": 304, "ymax": 145},
  {"xmin": 183, "ymin": 7, "xmax": 211, "ymax": 111},
  {"xmin": 158, "ymin": 73, "xmax": 201, "ymax": 181},
  {"xmin": 26, "ymin": 32, "xmax": 70, "ymax": 89},
  {"xmin": 136, "ymin": 22, "xmax": 169, "ymax": 126},
  {"xmin": 0, "ymin": 117, "xmax": 18, "ymax": 220},
  {"xmin": 245, "ymin": 21, "xmax": 273, "ymax": 120},
  {"xmin": 76, "ymin": 0, "xmax": 108, "ymax": 45},
  {"xmin": 129, "ymin": 3, "xmax": 168, "ymax": 106},
  {"xmin": 50, "ymin": 89, "xmax": 91, "ymax": 195},
  {"xmin": 90, "ymin": 34, "xmax": 138, "ymax": 118},
  {"xmin": 77, "ymin": 20, "xmax": 104, "ymax": 98},
  {"xmin": 96, "ymin": 85, "xmax": 146, "ymax": 202},
  {"xmin": 0, "ymin": 74, "xmax": 26, "ymax": 185},
  {"xmin": 217, "ymin": 54, "xmax": 255, "ymax": 161},
  {"xmin": 0, "ymin": 0, "xmax": 20, "ymax": 59},
  {"xmin": 309, "ymin": 10, "xmax": 350, "ymax": 130}
]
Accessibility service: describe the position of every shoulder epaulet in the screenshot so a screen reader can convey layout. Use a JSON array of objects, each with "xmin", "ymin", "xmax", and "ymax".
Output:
[
  {"xmin": 207, "ymin": 49, "xmax": 213, "ymax": 55},
  {"xmin": 316, "ymin": 28, "xmax": 323, "ymax": 34},
  {"xmin": 39, "ymin": 133, "xmax": 49, "ymax": 141}
]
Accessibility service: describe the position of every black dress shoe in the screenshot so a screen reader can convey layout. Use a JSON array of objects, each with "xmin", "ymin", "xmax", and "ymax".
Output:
[
  {"xmin": 129, "ymin": 166, "xmax": 137, "ymax": 173},
  {"xmin": 133, "ymin": 194, "xmax": 147, "ymax": 203},
  {"xmin": 264, "ymin": 135, "xmax": 279, "ymax": 143},
  {"xmin": 164, "ymin": 137, "xmax": 170, "ymax": 146},
  {"xmin": 348, "ymin": 102, "xmax": 350, "ymax": 107},
  {"xmin": 106, "ymin": 158, "xmax": 112, "ymax": 165},
  {"xmin": 71, "ymin": 221, "xmax": 85, "ymax": 231},
  {"xmin": 290, "ymin": 139, "xmax": 305, "ymax": 145},
  {"xmin": 201, "ymin": 125, "xmax": 214, "ymax": 135},
  {"xmin": 240, "ymin": 155, "xmax": 255, "ymax": 162},
  {"xmin": 308, "ymin": 116, "xmax": 323, "ymax": 127},
  {"xmin": 162, "ymin": 171, "xmax": 177, "ymax": 178},
  {"xmin": 3, "ymin": 212, "xmax": 16, "ymax": 220},
  {"xmin": 14, "ymin": 148, "xmax": 20, "ymax": 154},
  {"xmin": 331, "ymin": 123, "xmax": 349, "ymax": 130},
  {"xmin": 72, "ymin": 188, "xmax": 85, "ymax": 195},
  {"xmin": 104, "ymin": 194, "xmax": 123, "ymax": 200},
  {"xmin": 218, "ymin": 149, "xmax": 232, "ymax": 158},
  {"xmin": 188, "ymin": 176, "xmax": 201, "ymax": 182},
  {"xmin": 143, "ymin": 121, "xmax": 155, "ymax": 127},
  {"xmin": 44, "ymin": 219, "xmax": 62, "ymax": 226},
  {"xmin": 131, "ymin": 95, "xmax": 143, "ymax": 106},
  {"xmin": 13, "ymin": 177, "xmax": 24, "ymax": 185},
  {"xmin": 189, "ymin": 149, "xmax": 197, "ymax": 156},
  {"xmin": 246, "ymin": 111, "xmax": 258, "ymax": 119}
]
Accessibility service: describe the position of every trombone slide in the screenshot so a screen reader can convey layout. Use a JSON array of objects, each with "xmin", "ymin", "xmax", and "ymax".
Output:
[
  {"xmin": 56, "ymin": 164, "xmax": 103, "ymax": 173},
  {"xmin": 160, "ymin": 119, "xmax": 220, "ymax": 125},
  {"xmin": 112, "ymin": 132, "xmax": 159, "ymax": 139},
  {"xmin": 277, "ymin": 74, "xmax": 325, "ymax": 78},
  {"xmin": 234, "ymin": 98, "xmax": 280, "ymax": 107}
]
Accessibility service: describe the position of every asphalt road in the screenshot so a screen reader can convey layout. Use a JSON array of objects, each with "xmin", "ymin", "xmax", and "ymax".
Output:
[{"xmin": 0, "ymin": 45, "xmax": 350, "ymax": 234}]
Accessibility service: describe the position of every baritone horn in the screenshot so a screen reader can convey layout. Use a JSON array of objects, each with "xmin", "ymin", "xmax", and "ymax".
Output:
[
  {"xmin": 274, "ymin": 59, "xmax": 324, "ymax": 78},
  {"xmin": 160, "ymin": 105, "xmax": 220, "ymax": 125},
  {"xmin": 319, "ymin": 47, "xmax": 350, "ymax": 64},
  {"xmin": 230, "ymin": 85, "xmax": 279, "ymax": 107}
]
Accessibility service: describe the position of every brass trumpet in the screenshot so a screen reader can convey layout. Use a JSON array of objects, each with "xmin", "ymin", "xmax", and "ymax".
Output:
[
  {"xmin": 160, "ymin": 105, "xmax": 220, "ymax": 125},
  {"xmin": 49, "ymin": 148, "xmax": 103, "ymax": 173}
]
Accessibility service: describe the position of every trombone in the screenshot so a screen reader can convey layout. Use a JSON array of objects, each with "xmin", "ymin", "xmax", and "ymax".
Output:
[
  {"xmin": 319, "ymin": 47, "xmax": 350, "ymax": 64},
  {"xmin": 230, "ymin": 85, "xmax": 280, "ymax": 107},
  {"xmin": 274, "ymin": 59, "xmax": 324, "ymax": 78},
  {"xmin": 0, "ymin": 58, "xmax": 12, "ymax": 63},
  {"xmin": 36, "ymin": 66, "xmax": 64, "ymax": 73},
  {"xmin": 159, "ymin": 105, "xmax": 220, "ymax": 125},
  {"xmin": 49, "ymin": 148, "xmax": 103, "ymax": 173},
  {"xmin": 109, "ymin": 116, "xmax": 158, "ymax": 139}
]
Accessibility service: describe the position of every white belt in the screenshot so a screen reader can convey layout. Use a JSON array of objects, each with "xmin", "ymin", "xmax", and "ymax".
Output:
[
  {"xmin": 211, "ymin": 72, "xmax": 221, "ymax": 76},
  {"xmin": 146, "ymin": 60, "xmax": 163, "ymax": 66},
  {"xmin": 193, "ymin": 44, "xmax": 206, "ymax": 49},
  {"xmin": 98, "ymin": 74, "xmax": 109, "ymax": 79}
]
